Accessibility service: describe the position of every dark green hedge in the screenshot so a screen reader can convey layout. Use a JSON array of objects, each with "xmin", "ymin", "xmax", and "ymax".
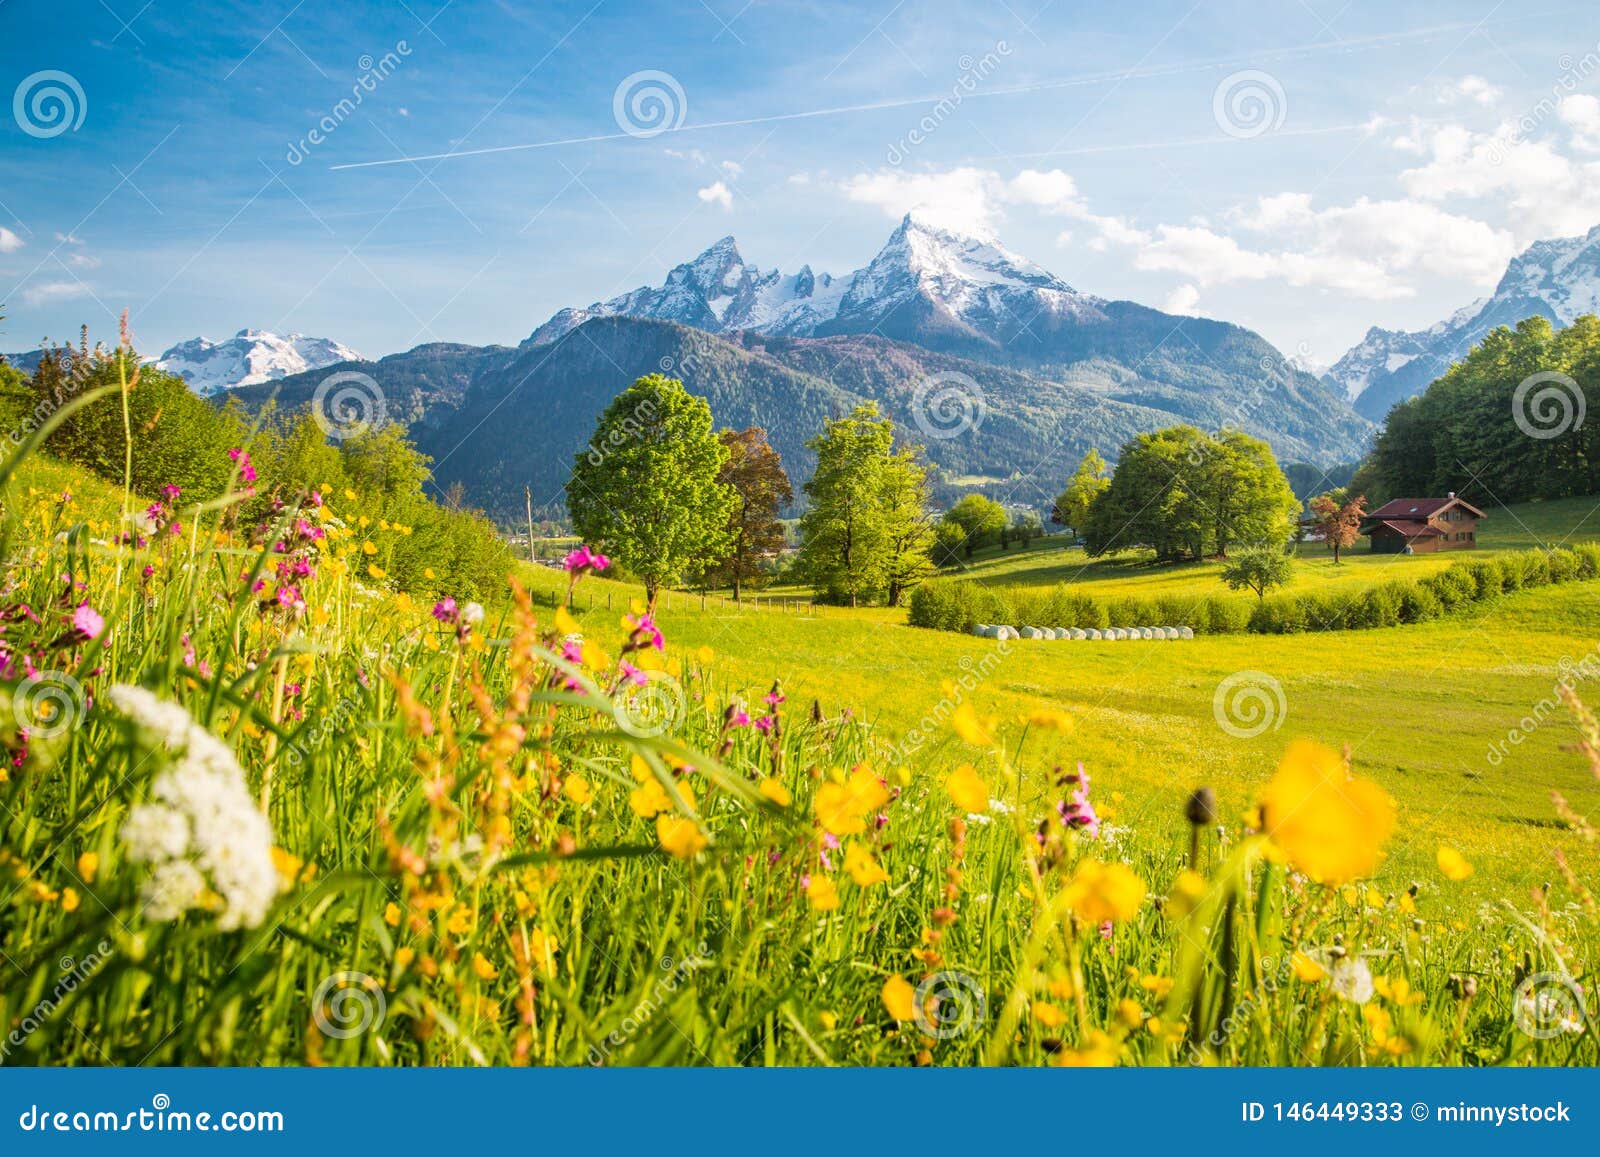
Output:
[{"xmin": 908, "ymin": 544, "xmax": 1600, "ymax": 636}]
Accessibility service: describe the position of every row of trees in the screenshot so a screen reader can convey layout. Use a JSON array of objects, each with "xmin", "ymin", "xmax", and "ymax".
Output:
[
  {"xmin": 568, "ymin": 376, "xmax": 1327, "ymax": 609},
  {"xmin": 1353, "ymin": 314, "xmax": 1600, "ymax": 506},
  {"xmin": 568, "ymin": 375, "xmax": 938, "ymax": 608}
]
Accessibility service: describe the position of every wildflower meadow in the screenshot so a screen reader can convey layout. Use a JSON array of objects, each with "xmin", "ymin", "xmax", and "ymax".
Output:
[{"xmin": 0, "ymin": 379, "xmax": 1595, "ymax": 1069}]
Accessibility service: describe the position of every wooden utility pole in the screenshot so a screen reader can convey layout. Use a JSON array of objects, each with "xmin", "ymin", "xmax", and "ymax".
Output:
[{"xmin": 524, "ymin": 486, "xmax": 536, "ymax": 564}]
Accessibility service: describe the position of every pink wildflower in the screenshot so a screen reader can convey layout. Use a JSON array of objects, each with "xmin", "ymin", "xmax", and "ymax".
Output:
[
  {"xmin": 432, "ymin": 597, "xmax": 459, "ymax": 624},
  {"xmin": 70, "ymin": 602, "xmax": 104, "ymax": 640}
]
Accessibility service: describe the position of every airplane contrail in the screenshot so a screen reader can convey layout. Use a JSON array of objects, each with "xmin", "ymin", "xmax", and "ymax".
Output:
[{"xmin": 328, "ymin": 12, "xmax": 1568, "ymax": 172}]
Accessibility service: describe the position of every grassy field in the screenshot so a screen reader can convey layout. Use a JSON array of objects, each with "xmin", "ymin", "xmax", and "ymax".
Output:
[
  {"xmin": 937, "ymin": 494, "xmax": 1600, "ymax": 608},
  {"xmin": 4, "ymin": 453, "xmax": 1598, "ymax": 1066}
]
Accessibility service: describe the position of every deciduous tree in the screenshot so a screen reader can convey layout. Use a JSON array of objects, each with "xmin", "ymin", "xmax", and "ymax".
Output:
[
  {"xmin": 567, "ymin": 374, "xmax": 735, "ymax": 610},
  {"xmin": 709, "ymin": 426, "xmax": 792, "ymax": 602}
]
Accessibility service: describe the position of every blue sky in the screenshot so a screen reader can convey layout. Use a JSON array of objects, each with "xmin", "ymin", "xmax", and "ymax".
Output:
[{"xmin": 3, "ymin": 0, "xmax": 1600, "ymax": 366}]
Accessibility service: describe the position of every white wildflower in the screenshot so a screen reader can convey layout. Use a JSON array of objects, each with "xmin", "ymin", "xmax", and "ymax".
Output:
[
  {"xmin": 1329, "ymin": 957, "xmax": 1374, "ymax": 1004},
  {"xmin": 110, "ymin": 684, "xmax": 280, "ymax": 930},
  {"xmin": 461, "ymin": 601, "xmax": 485, "ymax": 625}
]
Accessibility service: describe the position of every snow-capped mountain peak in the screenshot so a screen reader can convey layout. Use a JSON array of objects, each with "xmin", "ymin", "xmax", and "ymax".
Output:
[
  {"xmin": 523, "ymin": 213, "xmax": 1104, "ymax": 349},
  {"xmin": 155, "ymin": 330, "xmax": 361, "ymax": 395},
  {"xmin": 1327, "ymin": 221, "xmax": 1600, "ymax": 418}
]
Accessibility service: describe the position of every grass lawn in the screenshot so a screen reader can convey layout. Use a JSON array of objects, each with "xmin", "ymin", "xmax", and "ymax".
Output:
[{"xmin": 534, "ymin": 505, "xmax": 1600, "ymax": 915}]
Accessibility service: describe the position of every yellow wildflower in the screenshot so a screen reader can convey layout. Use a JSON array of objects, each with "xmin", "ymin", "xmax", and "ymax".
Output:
[
  {"xmin": 554, "ymin": 605, "xmax": 582, "ymax": 636},
  {"xmin": 1028, "ymin": 708, "xmax": 1074, "ymax": 733},
  {"xmin": 951, "ymin": 701, "xmax": 996, "ymax": 746},
  {"xmin": 657, "ymin": 814, "xmax": 708, "ymax": 859},
  {"xmin": 806, "ymin": 875, "xmax": 840, "ymax": 911},
  {"xmin": 394, "ymin": 947, "xmax": 415, "ymax": 971},
  {"xmin": 1061, "ymin": 858, "xmax": 1146, "ymax": 925},
  {"xmin": 384, "ymin": 902, "xmax": 401, "ymax": 927},
  {"xmin": 361, "ymin": 540, "xmax": 377, "ymax": 555},
  {"xmin": 1053, "ymin": 1029, "xmax": 1120, "ymax": 1067},
  {"xmin": 814, "ymin": 766, "xmax": 890, "ymax": 836},
  {"xmin": 1031, "ymin": 1000, "xmax": 1065, "ymax": 1028},
  {"xmin": 1436, "ymin": 845, "xmax": 1473, "ymax": 881},
  {"xmin": 1291, "ymin": 951, "xmax": 1327, "ymax": 983},
  {"xmin": 758, "ymin": 778, "xmax": 791, "ymax": 807},
  {"xmin": 445, "ymin": 906, "xmax": 474, "ymax": 936},
  {"xmin": 61, "ymin": 887, "xmax": 79, "ymax": 912},
  {"xmin": 881, "ymin": 974, "xmax": 917, "ymax": 1021},
  {"xmin": 76, "ymin": 851, "xmax": 98, "ymax": 884},
  {"xmin": 564, "ymin": 774, "xmax": 592, "ymax": 805},
  {"xmin": 1258, "ymin": 740, "xmax": 1395, "ymax": 885},
  {"xmin": 944, "ymin": 763, "xmax": 989, "ymax": 813},
  {"xmin": 472, "ymin": 952, "xmax": 498, "ymax": 980},
  {"xmin": 843, "ymin": 842, "xmax": 889, "ymax": 887}
]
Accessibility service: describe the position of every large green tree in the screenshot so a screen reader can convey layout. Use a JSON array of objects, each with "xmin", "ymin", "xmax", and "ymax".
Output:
[
  {"xmin": 797, "ymin": 403, "xmax": 934, "ymax": 606},
  {"xmin": 1051, "ymin": 447, "xmax": 1110, "ymax": 537},
  {"xmin": 567, "ymin": 374, "xmax": 735, "ymax": 610},
  {"xmin": 1083, "ymin": 426, "xmax": 1298, "ymax": 562},
  {"xmin": 940, "ymin": 493, "xmax": 1007, "ymax": 560}
]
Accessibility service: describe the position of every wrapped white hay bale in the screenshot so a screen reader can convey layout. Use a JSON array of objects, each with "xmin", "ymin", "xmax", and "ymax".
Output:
[
  {"xmin": 1165, "ymin": 626, "xmax": 1181, "ymax": 640},
  {"xmin": 1069, "ymin": 628, "xmax": 1086, "ymax": 640},
  {"xmin": 1086, "ymin": 629, "xmax": 1102, "ymax": 640},
  {"xmin": 1179, "ymin": 625, "xmax": 1195, "ymax": 639},
  {"xmin": 1136, "ymin": 627, "xmax": 1152, "ymax": 640},
  {"xmin": 970, "ymin": 623, "xmax": 991, "ymax": 636},
  {"xmin": 1020, "ymin": 626, "xmax": 1046, "ymax": 640},
  {"xmin": 995, "ymin": 626, "xmax": 1019, "ymax": 641}
]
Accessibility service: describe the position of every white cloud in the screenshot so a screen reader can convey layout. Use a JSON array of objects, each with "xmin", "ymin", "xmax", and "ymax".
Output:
[
  {"xmin": 840, "ymin": 166, "xmax": 1146, "ymax": 248},
  {"xmin": 719, "ymin": 159, "xmax": 743, "ymax": 177},
  {"xmin": 1131, "ymin": 194, "xmax": 1514, "ymax": 300},
  {"xmin": 1162, "ymin": 284, "xmax": 1201, "ymax": 315},
  {"xmin": 697, "ymin": 181, "xmax": 733, "ymax": 210},
  {"xmin": 1395, "ymin": 119, "xmax": 1600, "ymax": 239},
  {"xmin": 1436, "ymin": 75, "xmax": 1502, "ymax": 107},
  {"xmin": 841, "ymin": 167, "xmax": 999, "ymax": 235},
  {"xmin": 68, "ymin": 252, "xmax": 100, "ymax": 269},
  {"xmin": 22, "ymin": 281, "xmax": 92, "ymax": 306},
  {"xmin": 0, "ymin": 226, "xmax": 22, "ymax": 253},
  {"xmin": 1561, "ymin": 94, "xmax": 1600, "ymax": 152}
]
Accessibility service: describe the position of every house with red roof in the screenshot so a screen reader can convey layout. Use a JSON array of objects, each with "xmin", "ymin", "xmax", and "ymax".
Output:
[{"xmin": 1359, "ymin": 493, "xmax": 1486, "ymax": 554}]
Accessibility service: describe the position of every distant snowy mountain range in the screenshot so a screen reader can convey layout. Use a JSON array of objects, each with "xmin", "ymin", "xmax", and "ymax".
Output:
[
  {"xmin": 153, "ymin": 330, "xmax": 362, "ymax": 395},
  {"xmin": 1325, "ymin": 223, "xmax": 1600, "ymax": 420},
  {"xmin": 526, "ymin": 211, "xmax": 1111, "ymax": 352}
]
